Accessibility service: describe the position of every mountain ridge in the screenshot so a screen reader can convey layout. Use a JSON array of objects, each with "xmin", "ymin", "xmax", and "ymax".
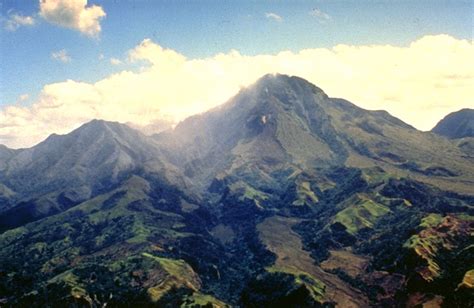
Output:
[
  {"xmin": 0, "ymin": 74, "xmax": 473, "ymax": 307},
  {"xmin": 0, "ymin": 118, "xmax": 187, "ymax": 230}
]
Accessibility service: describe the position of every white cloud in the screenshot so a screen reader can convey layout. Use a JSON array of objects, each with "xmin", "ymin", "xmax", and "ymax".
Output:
[
  {"xmin": 4, "ymin": 13, "xmax": 35, "ymax": 31},
  {"xmin": 110, "ymin": 57, "xmax": 122, "ymax": 65},
  {"xmin": 309, "ymin": 8, "xmax": 331, "ymax": 23},
  {"xmin": 98, "ymin": 53, "xmax": 105, "ymax": 60},
  {"xmin": 51, "ymin": 49, "xmax": 71, "ymax": 63},
  {"xmin": 1, "ymin": 34, "xmax": 473, "ymax": 148},
  {"xmin": 39, "ymin": 0, "xmax": 106, "ymax": 38},
  {"xmin": 265, "ymin": 12, "xmax": 283, "ymax": 22}
]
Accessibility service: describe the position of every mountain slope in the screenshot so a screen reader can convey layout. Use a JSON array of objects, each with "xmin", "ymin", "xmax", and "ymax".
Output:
[
  {"xmin": 156, "ymin": 74, "xmax": 473, "ymax": 196},
  {"xmin": 155, "ymin": 74, "xmax": 346, "ymax": 192},
  {"xmin": 0, "ymin": 144, "xmax": 16, "ymax": 169},
  {"xmin": 2, "ymin": 120, "xmax": 166, "ymax": 194},
  {"xmin": 0, "ymin": 74, "xmax": 473, "ymax": 307},
  {"xmin": 0, "ymin": 145, "xmax": 18, "ymax": 210},
  {"xmin": 432, "ymin": 108, "xmax": 474, "ymax": 139},
  {"xmin": 0, "ymin": 120, "xmax": 183, "ymax": 231},
  {"xmin": 0, "ymin": 175, "xmax": 228, "ymax": 306}
]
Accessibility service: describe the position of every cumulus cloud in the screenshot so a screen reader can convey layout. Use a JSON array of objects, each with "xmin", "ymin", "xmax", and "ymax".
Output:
[
  {"xmin": 4, "ymin": 13, "xmax": 35, "ymax": 31},
  {"xmin": 1, "ymin": 34, "xmax": 473, "ymax": 148},
  {"xmin": 265, "ymin": 12, "xmax": 283, "ymax": 22},
  {"xmin": 309, "ymin": 8, "xmax": 331, "ymax": 23},
  {"xmin": 51, "ymin": 49, "xmax": 71, "ymax": 63},
  {"xmin": 39, "ymin": 0, "xmax": 106, "ymax": 37}
]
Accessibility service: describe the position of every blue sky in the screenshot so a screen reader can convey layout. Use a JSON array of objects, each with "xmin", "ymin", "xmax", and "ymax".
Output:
[
  {"xmin": 0, "ymin": 1, "xmax": 473, "ymax": 148},
  {"xmin": 1, "ymin": 0, "xmax": 472, "ymax": 107}
]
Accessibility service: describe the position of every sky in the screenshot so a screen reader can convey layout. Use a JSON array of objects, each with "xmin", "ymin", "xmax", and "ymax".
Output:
[{"xmin": 0, "ymin": 0, "xmax": 473, "ymax": 148}]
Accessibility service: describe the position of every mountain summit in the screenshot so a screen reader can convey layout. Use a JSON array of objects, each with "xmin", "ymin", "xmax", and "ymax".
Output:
[
  {"xmin": 1, "ymin": 74, "xmax": 473, "ymax": 307},
  {"xmin": 155, "ymin": 74, "xmax": 349, "ymax": 188},
  {"xmin": 156, "ymin": 74, "xmax": 472, "ymax": 195},
  {"xmin": 0, "ymin": 119, "xmax": 179, "ymax": 230},
  {"xmin": 432, "ymin": 108, "xmax": 474, "ymax": 139},
  {"xmin": 1, "ymin": 119, "xmax": 166, "ymax": 195}
]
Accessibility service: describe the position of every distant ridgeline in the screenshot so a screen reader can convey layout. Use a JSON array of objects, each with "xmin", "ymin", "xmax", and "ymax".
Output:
[{"xmin": 0, "ymin": 74, "xmax": 473, "ymax": 307}]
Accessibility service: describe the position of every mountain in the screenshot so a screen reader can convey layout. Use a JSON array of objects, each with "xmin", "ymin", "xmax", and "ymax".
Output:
[
  {"xmin": 0, "ymin": 120, "xmax": 183, "ymax": 230},
  {"xmin": 0, "ymin": 74, "xmax": 473, "ymax": 307},
  {"xmin": 157, "ymin": 74, "xmax": 473, "ymax": 195},
  {"xmin": 432, "ymin": 108, "xmax": 474, "ymax": 139}
]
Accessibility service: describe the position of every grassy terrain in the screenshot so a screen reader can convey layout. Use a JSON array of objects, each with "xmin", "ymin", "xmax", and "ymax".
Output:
[
  {"xmin": 142, "ymin": 253, "xmax": 201, "ymax": 302},
  {"xmin": 333, "ymin": 195, "xmax": 391, "ymax": 234},
  {"xmin": 228, "ymin": 181, "xmax": 269, "ymax": 209},
  {"xmin": 458, "ymin": 270, "xmax": 474, "ymax": 289},
  {"xmin": 292, "ymin": 180, "xmax": 319, "ymax": 206},
  {"xmin": 403, "ymin": 214, "xmax": 473, "ymax": 283},
  {"xmin": 181, "ymin": 292, "xmax": 229, "ymax": 308}
]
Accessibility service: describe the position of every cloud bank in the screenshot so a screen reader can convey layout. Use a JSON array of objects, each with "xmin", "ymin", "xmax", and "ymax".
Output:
[
  {"xmin": 1, "ymin": 34, "xmax": 473, "ymax": 148},
  {"xmin": 39, "ymin": 0, "xmax": 106, "ymax": 37}
]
